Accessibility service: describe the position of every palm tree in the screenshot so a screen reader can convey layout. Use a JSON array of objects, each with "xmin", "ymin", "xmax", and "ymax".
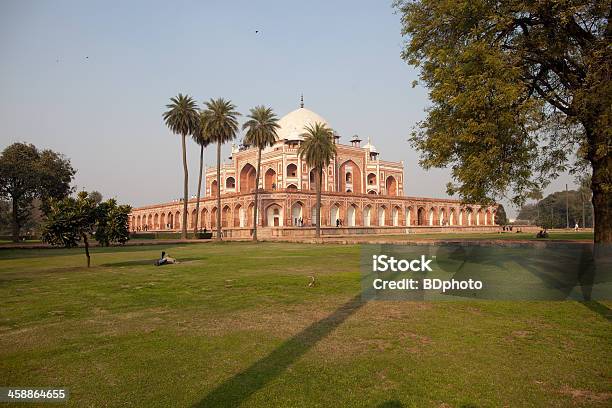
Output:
[
  {"xmin": 298, "ymin": 122, "xmax": 337, "ymax": 238},
  {"xmin": 201, "ymin": 98, "xmax": 240, "ymax": 240},
  {"xmin": 162, "ymin": 94, "xmax": 199, "ymax": 239},
  {"xmin": 191, "ymin": 109, "xmax": 212, "ymax": 234},
  {"xmin": 242, "ymin": 106, "xmax": 280, "ymax": 241}
]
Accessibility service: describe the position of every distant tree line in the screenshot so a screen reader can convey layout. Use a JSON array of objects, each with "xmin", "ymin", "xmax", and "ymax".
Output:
[{"xmin": 517, "ymin": 185, "xmax": 593, "ymax": 229}]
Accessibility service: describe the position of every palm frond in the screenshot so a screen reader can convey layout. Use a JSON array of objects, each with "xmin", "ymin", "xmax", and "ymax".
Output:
[
  {"xmin": 201, "ymin": 98, "xmax": 241, "ymax": 144},
  {"xmin": 243, "ymin": 105, "xmax": 280, "ymax": 150},
  {"xmin": 162, "ymin": 93, "xmax": 199, "ymax": 136}
]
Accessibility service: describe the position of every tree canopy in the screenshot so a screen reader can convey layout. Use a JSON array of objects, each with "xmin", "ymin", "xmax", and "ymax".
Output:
[
  {"xmin": 0, "ymin": 143, "xmax": 75, "ymax": 241},
  {"xmin": 395, "ymin": 0, "xmax": 611, "ymax": 242},
  {"xmin": 42, "ymin": 192, "xmax": 131, "ymax": 267}
]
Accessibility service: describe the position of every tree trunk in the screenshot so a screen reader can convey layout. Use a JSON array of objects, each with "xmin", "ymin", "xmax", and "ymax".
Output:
[
  {"xmin": 252, "ymin": 148, "xmax": 262, "ymax": 242},
  {"xmin": 83, "ymin": 233, "xmax": 91, "ymax": 267},
  {"xmin": 194, "ymin": 144, "xmax": 204, "ymax": 235},
  {"xmin": 181, "ymin": 133, "xmax": 189, "ymax": 240},
  {"xmin": 216, "ymin": 141, "xmax": 222, "ymax": 240},
  {"xmin": 315, "ymin": 167, "xmax": 322, "ymax": 238},
  {"xmin": 11, "ymin": 198, "xmax": 19, "ymax": 242},
  {"xmin": 591, "ymin": 153, "xmax": 612, "ymax": 244}
]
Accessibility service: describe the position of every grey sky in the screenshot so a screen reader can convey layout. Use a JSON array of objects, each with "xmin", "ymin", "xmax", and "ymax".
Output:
[{"xmin": 0, "ymin": 0, "xmax": 578, "ymax": 218}]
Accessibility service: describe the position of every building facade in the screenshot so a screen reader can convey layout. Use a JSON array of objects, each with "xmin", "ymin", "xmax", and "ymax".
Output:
[{"xmin": 130, "ymin": 104, "xmax": 497, "ymax": 235}]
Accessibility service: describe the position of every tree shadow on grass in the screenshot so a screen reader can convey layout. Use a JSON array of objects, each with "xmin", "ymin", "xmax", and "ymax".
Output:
[
  {"xmin": 580, "ymin": 301, "xmax": 612, "ymax": 322},
  {"xmin": 192, "ymin": 294, "xmax": 365, "ymax": 408}
]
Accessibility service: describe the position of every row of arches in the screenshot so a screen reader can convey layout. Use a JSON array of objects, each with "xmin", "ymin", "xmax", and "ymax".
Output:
[
  {"xmin": 210, "ymin": 162, "xmax": 400, "ymax": 195},
  {"xmin": 131, "ymin": 202, "xmax": 496, "ymax": 231}
]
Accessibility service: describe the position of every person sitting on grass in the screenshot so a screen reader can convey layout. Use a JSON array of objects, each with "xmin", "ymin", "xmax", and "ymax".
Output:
[{"xmin": 154, "ymin": 251, "xmax": 178, "ymax": 266}]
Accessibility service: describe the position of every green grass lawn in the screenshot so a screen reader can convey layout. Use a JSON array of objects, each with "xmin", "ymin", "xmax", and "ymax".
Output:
[
  {"xmin": 359, "ymin": 231, "xmax": 594, "ymax": 241},
  {"xmin": 0, "ymin": 242, "xmax": 610, "ymax": 407}
]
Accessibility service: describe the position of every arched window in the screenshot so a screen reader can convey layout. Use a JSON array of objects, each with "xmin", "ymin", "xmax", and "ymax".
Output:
[
  {"xmin": 286, "ymin": 163, "xmax": 297, "ymax": 177},
  {"xmin": 367, "ymin": 173, "xmax": 377, "ymax": 185},
  {"xmin": 345, "ymin": 172, "xmax": 352, "ymax": 183},
  {"xmin": 225, "ymin": 177, "xmax": 235, "ymax": 189}
]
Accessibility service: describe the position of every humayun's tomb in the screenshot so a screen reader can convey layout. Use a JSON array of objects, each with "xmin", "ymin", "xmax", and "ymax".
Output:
[{"xmin": 130, "ymin": 102, "xmax": 498, "ymax": 238}]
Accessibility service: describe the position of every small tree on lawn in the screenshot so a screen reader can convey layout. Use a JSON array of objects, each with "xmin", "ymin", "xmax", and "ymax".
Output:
[{"xmin": 42, "ymin": 192, "xmax": 131, "ymax": 267}]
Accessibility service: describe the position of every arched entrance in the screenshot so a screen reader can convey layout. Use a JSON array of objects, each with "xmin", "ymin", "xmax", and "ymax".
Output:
[
  {"xmin": 200, "ymin": 208, "xmax": 208, "ymax": 229},
  {"xmin": 211, "ymin": 180, "xmax": 218, "ymax": 197},
  {"xmin": 363, "ymin": 205, "xmax": 371, "ymax": 227},
  {"xmin": 339, "ymin": 160, "xmax": 362, "ymax": 193},
  {"xmin": 210, "ymin": 207, "xmax": 217, "ymax": 228},
  {"xmin": 234, "ymin": 204, "xmax": 243, "ymax": 227},
  {"xmin": 417, "ymin": 207, "xmax": 426, "ymax": 226},
  {"xmin": 264, "ymin": 168, "xmax": 277, "ymax": 190},
  {"xmin": 347, "ymin": 205, "xmax": 356, "ymax": 227},
  {"xmin": 247, "ymin": 202, "xmax": 255, "ymax": 227},
  {"xmin": 406, "ymin": 207, "xmax": 413, "ymax": 226},
  {"xmin": 392, "ymin": 206, "xmax": 400, "ymax": 226},
  {"xmin": 266, "ymin": 204, "xmax": 283, "ymax": 227},
  {"xmin": 291, "ymin": 202, "xmax": 303, "ymax": 226},
  {"xmin": 330, "ymin": 204, "xmax": 340, "ymax": 226},
  {"xmin": 222, "ymin": 206, "xmax": 231, "ymax": 227},
  {"xmin": 385, "ymin": 176, "xmax": 397, "ymax": 196},
  {"xmin": 240, "ymin": 164, "xmax": 257, "ymax": 192},
  {"xmin": 428, "ymin": 208, "xmax": 435, "ymax": 226},
  {"xmin": 378, "ymin": 206, "xmax": 386, "ymax": 226}
]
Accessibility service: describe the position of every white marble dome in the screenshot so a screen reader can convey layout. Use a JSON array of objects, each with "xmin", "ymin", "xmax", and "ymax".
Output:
[{"xmin": 276, "ymin": 107, "xmax": 329, "ymax": 142}]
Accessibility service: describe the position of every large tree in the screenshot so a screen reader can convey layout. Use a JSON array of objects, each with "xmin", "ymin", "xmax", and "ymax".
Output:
[
  {"xmin": 42, "ymin": 191, "xmax": 131, "ymax": 267},
  {"xmin": 242, "ymin": 106, "xmax": 280, "ymax": 241},
  {"xmin": 298, "ymin": 122, "xmax": 337, "ymax": 238},
  {"xmin": 192, "ymin": 109, "xmax": 212, "ymax": 234},
  {"xmin": 396, "ymin": 0, "xmax": 611, "ymax": 243},
  {"xmin": 162, "ymin": 94, "xmax": 199, "ymax": 239},
  {"xmin": 0, "ymin": 143, "xmax": 75, "ymax": 241},
  {"xmin": 201, "ymin": 98, "xmax": 240, "ymax": 240}
]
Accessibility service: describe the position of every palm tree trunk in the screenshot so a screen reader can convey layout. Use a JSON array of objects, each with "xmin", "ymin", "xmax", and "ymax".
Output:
[
  {"xmin": 316, "ymin": 167, "xmax": 322, "ymax": 238},
  {"xmin": 181, "ymin": 133, "xmax": 189, "ymax": 240},
  {"xmin": 253, "ymin": 148, "xmax": 262, "ymax": 241},
  {"xmin": 216, "ymin": 141, "xmax": 222, "ymax": 240},
  {"xmin": 194, "ymin": 143, "xmax": 204, "ymax": 236}
]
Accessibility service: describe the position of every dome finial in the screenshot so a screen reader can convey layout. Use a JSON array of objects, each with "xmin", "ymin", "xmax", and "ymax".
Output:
[{"xmin": 300, "ymin": 93, "xmax": 304, "ymax": 108}]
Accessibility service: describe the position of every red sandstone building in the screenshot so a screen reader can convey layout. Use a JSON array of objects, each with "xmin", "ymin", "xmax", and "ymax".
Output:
[{"xmin": 130, "ymin": 103, "xmax": 497, "ymax": 237}]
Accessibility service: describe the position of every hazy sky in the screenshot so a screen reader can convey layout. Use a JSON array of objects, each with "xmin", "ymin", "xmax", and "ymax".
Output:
[{"xmin": 0, "ymin": 0, "xmax": 578, "ymax": 217}]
